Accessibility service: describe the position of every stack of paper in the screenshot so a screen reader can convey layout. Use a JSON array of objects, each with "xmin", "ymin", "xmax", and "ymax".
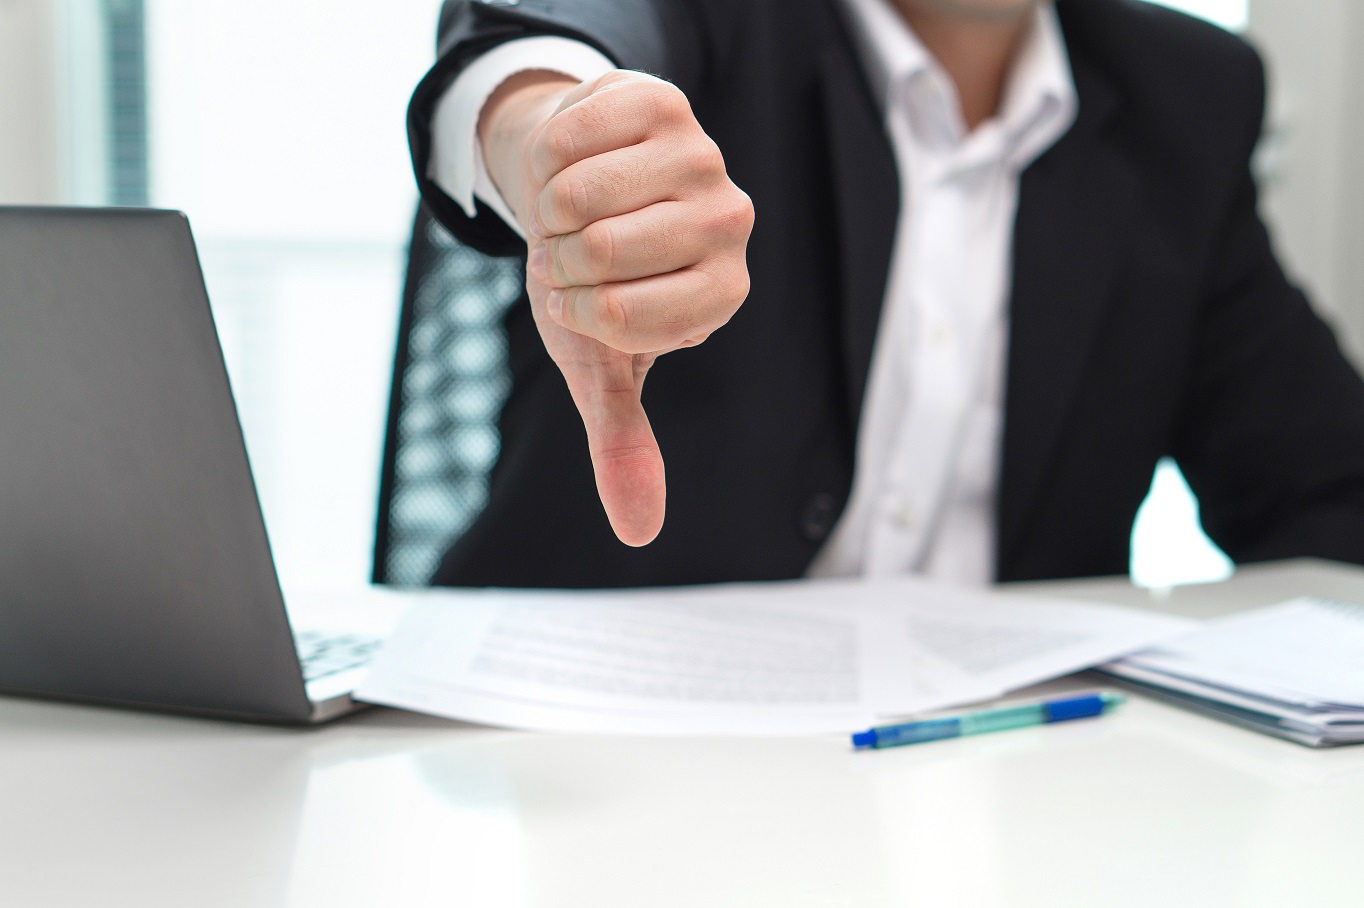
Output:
[
  {"xmin": 356, "ymin": 577, "xmax": 1193, "ymax": 735},
  {"xmin": 1100, "ymin": 597, "xmax": 1364, "ymax": 747}
]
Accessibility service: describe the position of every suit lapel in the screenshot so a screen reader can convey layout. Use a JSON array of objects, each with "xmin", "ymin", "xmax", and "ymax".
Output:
[
  {"xmin": 817, "ymin": 44, "xmax": 900, "ymax": 430},
  {"xmin": 813, "ymin": 6, "xmax": 1140, "ymax": 572},
  {"xmin": 997, "ymin": 53, "xmax": 1137, "ymax": 572}
]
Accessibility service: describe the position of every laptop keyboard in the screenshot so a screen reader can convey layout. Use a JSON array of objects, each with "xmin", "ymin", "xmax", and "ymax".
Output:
[{"xmin": 295, "ymin": 630, "xmax": 383, "ymax": 682}]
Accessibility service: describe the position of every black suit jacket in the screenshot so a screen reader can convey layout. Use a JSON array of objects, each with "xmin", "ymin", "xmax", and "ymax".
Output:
[{"xmin": 408, "ymin": 0, "xmax": 1364, "ymax": 587}]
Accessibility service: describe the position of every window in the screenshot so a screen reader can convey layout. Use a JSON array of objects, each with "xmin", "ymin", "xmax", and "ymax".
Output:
[{"xmin": 138, "ymin": 1, "xmax": 443, "ymax": 591}]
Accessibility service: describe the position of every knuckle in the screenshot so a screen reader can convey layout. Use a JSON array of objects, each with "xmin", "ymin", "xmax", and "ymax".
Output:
[
  {"xmin": 702, "ymin": 264, "xmax": 749, "ymax": 318},
  {"xmin": 549, "ymin": 175, "xmax": 590, "ymax": 228},
  {"xmin": 713, "ymin": 191, "xmax": 755, "ymax": 242},
  {"xmin": 737, "ymin": 190, "xmax": 756, "ymax": 232},
  {"xmin": 541, "ymin": 123, "xmax": 579, "ymax": 172},
  {"xmin": 643, "ymin": 83, "xmax": 691, "ymax": 130},
  {"xmin": 667, "ymin": 302, "xmax": 702, "ymax": 346},
  {"xmin": 590, "ymin": 69, "xmax": 636, "ymax": 95},
  {"xmin": 731, "ymin": 268, "xmax": 752, "ymax": 308},
  {"xmin": 549, "ymin": 237, "xmax": 577, "ymax": 286},
  {"xmin": 721, "ymin": 257, "xmax": 751, "ymax": 305},
  {"xmin": 593, "ymin": 284, "xmax": 631, "ymax": 343},
  {"xmin": 579, "ymin": 222, "xmax": 617, "ymax": 277},
  {"xmin": 590, "ymin": 70, "xmax": 625, "ymax": 91},
  {"xmin": 684, "ymin": 138, "xmax": 726, "ymax": 179}
]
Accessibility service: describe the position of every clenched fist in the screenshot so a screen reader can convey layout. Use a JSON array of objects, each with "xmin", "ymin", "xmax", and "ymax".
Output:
[{"xmin": 479, "ymin": 70, "xmax": 754, "ymax": 546}]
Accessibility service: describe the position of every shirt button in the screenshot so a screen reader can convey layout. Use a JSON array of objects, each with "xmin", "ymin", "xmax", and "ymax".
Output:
[
  {"xmin": 799, "ymin": 493, "xmax": 841, "ymax": 543},
  {"xmin": 891, "ymin": 501, "xmax": 918, "ymax": 528}
]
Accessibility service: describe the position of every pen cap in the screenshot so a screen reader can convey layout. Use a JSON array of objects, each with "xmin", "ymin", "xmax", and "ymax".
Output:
[{"xmin": 851, "ymin": 731, "xmax": 876, "ymax": 748}]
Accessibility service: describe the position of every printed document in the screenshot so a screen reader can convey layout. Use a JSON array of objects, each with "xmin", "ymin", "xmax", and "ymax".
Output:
[
  {"xmin": 357, "ymin": 577, "xmax": 1193, "ymax": 734},
  {"xmin": 1102, "ymin": 597, "xmax": 1364, "ymax": 746}
]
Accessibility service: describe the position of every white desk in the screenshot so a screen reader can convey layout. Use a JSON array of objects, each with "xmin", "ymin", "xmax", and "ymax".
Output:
[{"xmin": 3, "ymin": 559, "xmax": 1362, "ymax": 907}]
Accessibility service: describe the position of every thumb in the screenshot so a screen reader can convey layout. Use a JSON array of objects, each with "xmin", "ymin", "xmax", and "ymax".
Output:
[{"xmin": 564, "ymin": 355, "xmax": 667, "ymax": 547}]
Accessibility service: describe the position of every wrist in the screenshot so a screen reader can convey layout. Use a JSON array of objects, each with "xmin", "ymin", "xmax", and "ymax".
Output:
[{"xmin": 478, "ymin": 71, "xmax": 577, "ymax": 232}]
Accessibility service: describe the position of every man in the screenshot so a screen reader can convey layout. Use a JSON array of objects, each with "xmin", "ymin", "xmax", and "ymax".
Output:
[{"xmin": 407, "ymin": 0, "xmax": 1364, "ymax": 588}]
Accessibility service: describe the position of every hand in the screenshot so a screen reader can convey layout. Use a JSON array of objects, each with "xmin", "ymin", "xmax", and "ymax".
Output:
[{"xmin": 479, "ymin": 70, "xmax": 754, "ymax": 546}]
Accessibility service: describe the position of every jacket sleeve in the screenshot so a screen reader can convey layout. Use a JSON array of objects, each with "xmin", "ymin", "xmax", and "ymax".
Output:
[
  {"xmin": 1173, "ymin": 47, "xmax": 1364, "ymax": 567},
  {"xmin": 408, "ymin": 0, "xmax": 709, "ymax": 255}
]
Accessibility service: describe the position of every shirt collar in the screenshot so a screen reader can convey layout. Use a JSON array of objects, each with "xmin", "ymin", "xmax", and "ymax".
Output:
[{"xmin": 837, "ymin": 0, "xmax": 1077, "ymax": 171}]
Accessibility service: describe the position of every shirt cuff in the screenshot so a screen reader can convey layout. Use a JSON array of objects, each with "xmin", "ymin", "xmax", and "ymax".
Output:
[{"xmin": 428, "ymin": 36, "xmax": 617, "ymax": 241}]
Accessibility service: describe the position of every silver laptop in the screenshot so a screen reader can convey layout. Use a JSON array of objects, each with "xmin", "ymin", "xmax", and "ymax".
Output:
[{"xmin": 0, "ymin": 206, "xmax": 382, "ymax": 723}]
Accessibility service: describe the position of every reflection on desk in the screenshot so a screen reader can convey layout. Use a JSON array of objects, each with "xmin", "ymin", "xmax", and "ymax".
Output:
[{"xmin": 2, "ymin": 559, "xmax": 1362, "ymax": 908}]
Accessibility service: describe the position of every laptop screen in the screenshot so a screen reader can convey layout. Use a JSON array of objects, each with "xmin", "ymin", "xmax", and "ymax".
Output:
[{"xmin": 0, "ymin": 207, "xmax": 312, "ymax": 720}]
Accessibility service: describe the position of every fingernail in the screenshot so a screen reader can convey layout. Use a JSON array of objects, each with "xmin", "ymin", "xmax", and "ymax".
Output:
[
  {"xmin": 527, "ymin": 243, "xmax": 548, "ymax": 281},
  {"xmin": 546, "ymin": 288, "xmax": 565, "ymax": 322}
]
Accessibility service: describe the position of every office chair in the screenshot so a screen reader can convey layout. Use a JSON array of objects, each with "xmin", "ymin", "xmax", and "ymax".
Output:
[{"xmin": 373, "ymin": 205, "xmax": 523, "ymax": 586}]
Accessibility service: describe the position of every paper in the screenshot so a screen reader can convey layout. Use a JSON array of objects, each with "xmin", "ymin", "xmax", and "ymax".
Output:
[
  {"xmin": 1115, "ymin": 598, "xmax": 1364, "ymax": 707},
  {"xmin": 886, "ymin": 583, "xmax": 1204, "ymax": 693},
  {"xmin": 356, "ymin": 577, "xmax": 1194, "ymax": 735},
  {"xmin": 1101, "ymin": 597, "xmax": 1364, "ymax": 746}
]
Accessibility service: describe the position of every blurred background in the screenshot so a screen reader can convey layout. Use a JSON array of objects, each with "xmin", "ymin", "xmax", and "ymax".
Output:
[{"xmin": 0, "ymin": 0, "xmax": 1354, "ymax": 592}]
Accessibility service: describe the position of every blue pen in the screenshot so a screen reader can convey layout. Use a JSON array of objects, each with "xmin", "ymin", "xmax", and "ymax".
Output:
[{"xmin": 851, "ymin": 691, "xmax": 1126, "ymax": 749}]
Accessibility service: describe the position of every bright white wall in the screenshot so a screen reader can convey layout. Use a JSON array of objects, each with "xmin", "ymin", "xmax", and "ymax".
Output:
[
  {"xmin": 0, "ymin": 0, "xmax": 61, "ymax": 203},
  {"xmin": 1248, "ymin": 0, "xmax": 1364, "ymax": 367},
  {"xmin": 144, "ymin": 1, "xmax": 435, "ymax": 245},
  {"xmin": 143, "ymin": 0, "xmax": 442, "ymax": 591},
  {"xmin": 1145, "ymin": 0, "xmax": 1247, "ymax": 29}
]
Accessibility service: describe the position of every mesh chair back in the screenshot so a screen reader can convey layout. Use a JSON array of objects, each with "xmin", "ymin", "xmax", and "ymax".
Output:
[{"xmin": 373, "ymin": 206, "xmax": 523, "ymax": 585}]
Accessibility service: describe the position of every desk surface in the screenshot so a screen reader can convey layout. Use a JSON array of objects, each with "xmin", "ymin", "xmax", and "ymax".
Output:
[{"xmin": 3, "ymin": 560, "xmax": 1362, "ymax": 908}]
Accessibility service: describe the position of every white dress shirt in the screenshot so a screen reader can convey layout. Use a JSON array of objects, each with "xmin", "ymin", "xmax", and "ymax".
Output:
[
  {"xmin": 428, "ymin": 1, "xmax": 1076, "ymax": 586},
  {"xmin": 808, "ymin": 0, "xmax": 1076, "ymax": 584}
]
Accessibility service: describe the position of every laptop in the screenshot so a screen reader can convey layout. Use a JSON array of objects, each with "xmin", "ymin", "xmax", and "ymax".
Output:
[{"xmin": 0, "ymin": 206, "xmax": 385, "ymax": 723}]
